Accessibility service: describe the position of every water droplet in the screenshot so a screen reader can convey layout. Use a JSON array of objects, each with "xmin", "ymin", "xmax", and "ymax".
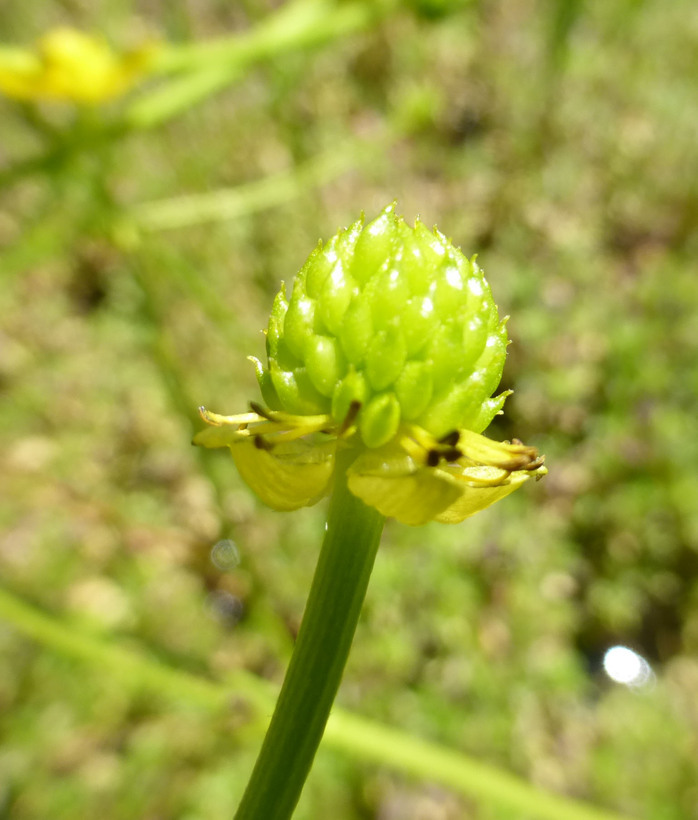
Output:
[{"xmin": 210, "ymin": 539, "xmax": 240, "ymax": 571}]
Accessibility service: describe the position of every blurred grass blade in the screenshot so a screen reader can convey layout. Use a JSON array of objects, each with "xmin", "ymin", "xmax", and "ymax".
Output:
[
  {"xmin": 127, "ymin": 0, "xmax": 397, "ymax": 130},
  {"xmin": 154, "ymin": 0, "xmax": 395, "ymax": 74},
  {"xmin": 0, "ymin": 585, "xmax": 631, "ymax": 820},
  {"xmin": 128, "ymin": 137, "xmax": 388, "ymax": 232},
  {"xmin": 545, "ymin": 0, "xmax": 585, "ymax": 74},
  {"xmin": 125, "ymin": 64, "xmax": 245, "ymax": 130}
]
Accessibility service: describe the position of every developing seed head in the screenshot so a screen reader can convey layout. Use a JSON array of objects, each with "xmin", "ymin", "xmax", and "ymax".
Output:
[
  {"xmin": 255, "ymin": 204, "xmax": 509, "ymax": 449},
  {"xmin": 197, "ymin": 205, "xmax": 546, "ymax": 522}
]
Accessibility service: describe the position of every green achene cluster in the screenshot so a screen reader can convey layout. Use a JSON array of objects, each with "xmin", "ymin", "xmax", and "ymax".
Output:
[{"xmin": 253, "ymin": 204, "xmax": 510, "ymax": 448}]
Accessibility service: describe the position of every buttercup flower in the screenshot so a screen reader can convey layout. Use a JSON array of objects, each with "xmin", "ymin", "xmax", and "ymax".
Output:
[
  {"xmin": 0, "ymin": 28, "xmax": 157, "ymax": 103},
  {"xmin": 195, "ymin": 204, "xmax": 545, "ymax": 526}
]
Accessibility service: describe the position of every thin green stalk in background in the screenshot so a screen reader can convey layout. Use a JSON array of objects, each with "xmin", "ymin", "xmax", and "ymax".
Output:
[
  {"xmin": 234, "ymin": 446, "xmax": 385, "ymax": 819},
  {"xmin": 126, "ymin": 0, "xmax": 396, "ymax": 131},
  {"xmin": 0, "ymin": 585, "xmax": 630, "ymax": 820},
  {"xmin": 0, "ymin": 0, "xmax": 397, "ymax": 186},
  {"xmin": 153, "ymin": 0, "xmax": 394, "ymax": 75},
  {"xmin": 127, "ymin": 135, "xmax": 389, "ymax": 233}
]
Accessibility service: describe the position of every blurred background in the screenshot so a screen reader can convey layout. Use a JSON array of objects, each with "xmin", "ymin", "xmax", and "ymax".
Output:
[{"xmin": 1, "ymin": 1, "xmax": 697, "ymax": 818}]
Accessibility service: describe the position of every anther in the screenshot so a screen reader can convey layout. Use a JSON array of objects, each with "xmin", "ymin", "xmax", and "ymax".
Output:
[
  {"xmin": 426, "ymin": 450, "xmax": 440, "ymax": 467},
  {"xmin": 440, "ymin": 447, "xmax": 463, "ymax": 463},
  {"xmin": 438, "ymin": 430, "xmax": 460, "ymax": 447},
  {"xmin": 249, "ymin": 401, "xmax": 272, "ymax": 419},
  {"xmin": 339, "ymin": 400, "xmax": 362, "ymax": 435}
]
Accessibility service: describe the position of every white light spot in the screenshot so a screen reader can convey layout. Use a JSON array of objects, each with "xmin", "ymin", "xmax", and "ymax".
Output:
[
  {"xmin": 445, "ymin": 266, "xmax": 463, "ymax": 290},
  {"xmin": 468, "ymin": 278, "xmax": 484, "ymax": 297},
  {"xmin": 330, "ymin": 261, "xmax": 345, "ymax": 287},
  {"xmin": 420, "ymin": 296, "xmax": 434, "ymax": 317},
  {"xmin": 430, "ymin": 239, "xmax": 446, "ymax": 257},
  {"xmin": 603, "ymin": 645, "xmax": 653, "ymax": 687},
  {"xmin": 468, "ymin": 317, "xmax": 483, "ymax": 333}
]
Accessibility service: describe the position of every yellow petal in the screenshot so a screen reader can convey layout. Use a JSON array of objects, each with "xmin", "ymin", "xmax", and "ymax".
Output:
[
  {"xmin": 347, "ymin": 444, "xmax": 462, "ymax": 526},
  {"xmin": 348, "ymin": 442, "xmax": 546, "ymax": 526},
  {"xmin": 434, "ymin": 465, "xmax": 544, "ymax": 524},
  {"xmin": 230, "ymin": 438, "xmax": 335, "ymax": 512}
]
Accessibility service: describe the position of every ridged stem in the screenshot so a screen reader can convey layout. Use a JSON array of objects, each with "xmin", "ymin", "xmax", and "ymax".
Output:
[{"xmin": 234, "ymin": 446, "xmax": 385, "ymax": 819}]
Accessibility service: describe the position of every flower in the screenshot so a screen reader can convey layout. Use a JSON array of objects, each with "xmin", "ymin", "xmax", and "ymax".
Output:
[
  {"xmin": 0, "ymin": 28, "xmax": 158, "ymax": 103},
  {"xmin": 194, "ymin": 205, "xmax": 545, "ymax": 526}
]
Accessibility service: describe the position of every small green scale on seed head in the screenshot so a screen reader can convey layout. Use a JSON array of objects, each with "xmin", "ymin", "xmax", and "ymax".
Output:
[{"xmin": 255, "ymin": 204, "xmax": 509, "ymax": 448}]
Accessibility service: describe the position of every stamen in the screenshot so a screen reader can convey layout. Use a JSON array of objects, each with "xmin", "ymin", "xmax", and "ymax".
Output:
[
  {"xmin": 339, "ymin": 400, "xmax": 361, "ymax": 435},
  {"xmin": 249, "ymin": 401, "xmax": 273, "ymax": 419},
  {"xmin": 407, "ymin": 424, "xmax": 439, "ymax": 451},
  {"xmin": 440, "ymin": 447, "xmax": 463, "ymax": 463},
  {"xmin": 249, "ymin": 402, "xmax": 333, "ymax": 430},
  {"xmin": 400, "ymin": 435, "xmax": 428, "ymax": 466},
  {"xmin": 199, "ymin": 406, "xmax": 262, "ymax": 426},
  {"xmin": 426, "ymin": 450, "xmax": 440, "ymax": 467}
]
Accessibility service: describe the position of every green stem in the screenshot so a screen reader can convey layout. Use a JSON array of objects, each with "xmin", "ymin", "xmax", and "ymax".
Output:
[
  {"xmin": 127, "ymin": 134, "xmax": 389, "ymax": 233},
  {"xmin": 234, "ymin": 446, "xmax": 385, "ymax": 819},
  {"xmin": 127, "ymin": 0, "xmax": 396, "ymax": 131},
  {"xmin": 153, "ymin": 0, "xmax": 394, "ymax": 75}
]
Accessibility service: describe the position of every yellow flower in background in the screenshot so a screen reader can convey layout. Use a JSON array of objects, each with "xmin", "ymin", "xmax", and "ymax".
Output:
[{"xmin": 0, "ymin": 27, "xmax": 158, "ymax": 103}]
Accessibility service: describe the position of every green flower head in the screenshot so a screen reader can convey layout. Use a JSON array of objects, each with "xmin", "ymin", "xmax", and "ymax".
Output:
[{"xmin": 195, "ymin": 204, "xmax": 545, "ymax": 525}]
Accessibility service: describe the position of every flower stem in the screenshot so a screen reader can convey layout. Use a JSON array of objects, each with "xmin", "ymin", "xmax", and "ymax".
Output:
[{"xmin": 234, "ymin": 446, "xmax": 385, "ymax": 819}]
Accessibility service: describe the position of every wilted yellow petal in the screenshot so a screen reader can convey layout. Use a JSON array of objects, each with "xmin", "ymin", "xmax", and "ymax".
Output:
[
  {"xmin": 347, "ymin": 444, "xmax": 462, "ymax": 526},
  {"xmin": 434, "ymin": 465, "xmax": 546, "ymax": 524},
  {"xmin": 230, "ymin": 438, "xmax": 335, "ymax": 512},
  {"xmin": 347, "ymin": 441, "xmax": 546, "ymax": 526},
  {"xmin": 456, "ymin": 429, "xmax": 540, "ymax": 471}
]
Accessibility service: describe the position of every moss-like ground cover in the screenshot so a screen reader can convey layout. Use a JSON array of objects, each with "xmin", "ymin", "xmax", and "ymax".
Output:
[{"xmin": 1, "ymin": 2, "xmax": 697, "ymax": 818}]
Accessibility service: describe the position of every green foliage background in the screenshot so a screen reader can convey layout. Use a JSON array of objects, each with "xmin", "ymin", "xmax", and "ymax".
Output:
[{"xmin": 1, "ymin": 1, "xmax": 697, "ymax": 818}]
